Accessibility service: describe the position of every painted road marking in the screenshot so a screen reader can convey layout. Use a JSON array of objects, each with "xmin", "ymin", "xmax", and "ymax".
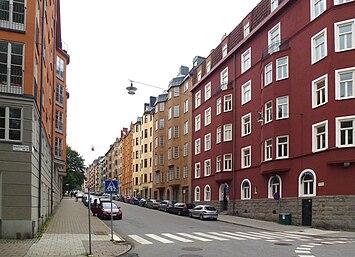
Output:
[{"xmin": 128, "ymin": 235, "xmax": 153, "ymax": 245}]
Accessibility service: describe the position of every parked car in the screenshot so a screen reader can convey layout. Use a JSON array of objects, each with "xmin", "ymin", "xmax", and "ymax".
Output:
[
  {"xmin": 146, "ymin": 199, "xmax": 161, "ymax": 209},
  {"xmin": 169, "ymin": 203, "xmax": 195, "ymax": 216},
  {"xmin": 139, "ymin": 198, "xmax": 147, "ymax": 207},
  {"xmin": 189, "ymin": 205, "xmax": 218, "ymax": 220},
  {"xmin": 130, "ymin": 197, "xmax": 140, "ymax": 205},
  {"xmin": 159, "ymin": 200, "xmax": 177, "ymax": 212},
  {"xmin": 76, "ymin": 191, "xmax": 84, "ymax": 198},
  {"xmin": 82, "ymin": 194, "xmax": 89, "ymax": 206},
  {"xmin": 124, "ymin": 196, "xmax": 131, "ymax": 203},
  {"xmin": 97, "ymin": 202, "xmax": 122, "ymax": 220}
]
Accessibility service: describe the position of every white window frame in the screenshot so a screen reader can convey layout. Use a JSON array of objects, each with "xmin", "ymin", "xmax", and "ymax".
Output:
[
  {"xmin": 276, "ymin": 135, "xmax": 289, "ymax": 159},
  {"xmin": 310, "ymin": 0, "xmax": 326, "ymax": 21},
  {"xmin": 173, "ymin": 87, "xmax": 180, "ymax": 97},
  {"xmin": 204, "ymin": 133, "xmax": 211, "ymax": 151},
  {"xmin": 224, "ymin": 94, "xmax": 232, "ymax": 112},
  {"xmin": 195, "ymin": 138, "xmax": 201, "ymax": 155},
  {"xmin": 311, "ymin": 28, "xmax": 327, "ymax": 64},
  {"xmin": 334, "ymin": 0, "xmax": 354, "ymax": 5},
  {"xmin": 268, "ymin": 22, "xmax": 281, "ymax": 54},
  {"xmin": 276, "ymin": 96, "xmax": 289, "ymax": 120},
  {"xmin": 312, "ymin": 120, "xmax": 328, "ymax": 152},
  {"xmin": 184, "ymin": 121, "xmax": 188, "ymax": 135},
  {"xmin": 298, "ymin": 169, "xmax": 317, "ymax": 197},
  {"xmin": 216, "ymin": 156, "xmax": 221, "ymax": 172},
  {"xmin": 197, "ymin": 70, "xmax": 202, "ymax": 81},
  {"xmin": 312, "ymin": 74, "xmax": 328, "ymax": 108},
  {"xmin": 336, "ymin": 115, "xmax": 355, "ymax": 147},
  {"xmin": 168, "ymin": 127, "xmax": 172, "ymax": 140},
  {"xmin": 241, "ymin": 179, "xmax": 251, "ymax": 200},
  {"xmin": 168, "ymin": 107, "xmax": 172, "ymax": 120},
  {"xmin": 204, "ymin": 185, "xmax": 211, "ymax": 201},
  {"xmin": 241, "ymin": 48, "xmax": 251, "ymax": 73},
  {"xmin": 241, "ymin": 80, "xmax": 251, "ymax": 105},
  {"xmin": 184, "ymin": 81, "xmax": 189, "ymax": 92},
  {"xmin": 223, "ymin": 154, "xmax": 232, "ymax": 171},
  {"xmin": 204, "ymin": 159, "xmax": 211, "ymax": 176},
  {"xmin": 335, "ymin": 18, "xmax": 355, "ymax": 52},
  {"xmin": 271, "ymin": 0, "xmax": 279, "ymax": 11},
  {"xmin": 241, "ymin": 113, "xmax": 251, "ymax": 137},
  {"xmin": 195, "ymin": 163, "xmax": 201, "ymax": 179},
  {"xmin": 195, "ymin": 114, "xmax": 201, "ymax": 131},
  {"xmin": 216, "ymin": 126, "xmax": 222, "ymax": 144},
  {"xmin": 335, "ymin": 67, "xmax": 355, "ymax": 100},
  {"xmin": 173, "ymin": 105, "xmax": 179, "ymax": 118},
  {"xmin": 216, "ymin": 97, "xmax": 222, "ymax": 115},
  {"xmin": 222, "ymin": 43, "xmax": 228, "ymax": 58},
  {"xmin": 244, "ymin": 21, "xmax": 250, "ymax": 38},
  {"xmin": 221, "ymin": 67, "xmax": 228, "ymax": 87},
  {"xmin": 204, "ymin": 107, "xmax": 211, "ymax": 126},
  {"xmin": 195, "ymin": 90, "xmax": 201, "ymax": 108},
  {"xmin": 195, "ymin": 186, "xmax": 201, "ymax": 202},
  {"xmin": 264, "ymin": 62, "xmax": 273, "ymax": 86},
  {"xmin": 206, "ymin": 60, "xmax": 211, "ymax": 73},
  {"xmin": 264, "ymin": 138, "xmax": 273, "ymax": 161},
  {"xmin": 183, "ymin": 142, "xmax": 188, "ymax": 156},
  {"xmin": 205, "ymin": 82, "xmax": 211, "ymax": 100},
  {"xmin": 0, "ymin": 106, "xmax": 22, "ymax": 141},
  {"xmin": 223, "ymin": 124, "xmax": 232, "ymax": 141},
  {"xmin": 276, "ymin": 56, "xmax": 289, "ymax": 80},
  {"xmin": 241, "ymin": 146, "xmax": 251, "ymax": 169},
  {"xmin": 265, "ymin": 101, "xmax": 273, "ymax": 124},
  {"xmin": 268, "ymin": 175, "xmax": 282, "ymax": 199},
  {"xmin": 184, "ymin": 99, "xmax": 188, "ymax": 113}
]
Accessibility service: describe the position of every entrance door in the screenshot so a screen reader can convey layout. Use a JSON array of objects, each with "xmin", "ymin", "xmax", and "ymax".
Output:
[
  {"xmin": 302, "ymin": 199, "xmax": 312, "ymax": 226},
  {"xmin": 223, "ymin": 185, "xmax": 228, "ymax": 210}
]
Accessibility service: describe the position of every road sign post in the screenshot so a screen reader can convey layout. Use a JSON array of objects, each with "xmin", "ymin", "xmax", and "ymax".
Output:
[{"xmin": 105, "ymin": 180, "xmax": 118, "ymax": 241}]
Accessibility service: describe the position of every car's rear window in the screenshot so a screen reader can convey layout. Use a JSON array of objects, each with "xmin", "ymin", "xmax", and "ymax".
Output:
[
  {"xmin": 205, "ymin": 206, "xmax": 216, "ymax": 211},
  {"xmin": 102, "ymin": 203, "xmax": 118, "ymax": 209}
]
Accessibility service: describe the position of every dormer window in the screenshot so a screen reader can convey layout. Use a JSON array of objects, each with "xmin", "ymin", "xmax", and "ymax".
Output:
[{"xmin": 222, "ymin": 44, "xmax": 228, "ymax": 58}]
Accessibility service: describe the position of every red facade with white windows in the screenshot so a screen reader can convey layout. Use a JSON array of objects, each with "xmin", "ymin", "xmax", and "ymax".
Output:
[{"xmin": 191, "ymin": 0, "xmax": 355, "ymax": 229}]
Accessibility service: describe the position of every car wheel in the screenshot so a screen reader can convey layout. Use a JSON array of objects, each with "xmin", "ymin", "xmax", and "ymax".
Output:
[
  {"xmin": 178, "ymin": 211, "xmax": 181, "ymax": 216},
  {"xmin": 199, "ymin": 214, "xmax": 204, "ymax": 220},
  {"xmin": 189, "ymin": 212, "xmax": 192, "ymax": 218}
]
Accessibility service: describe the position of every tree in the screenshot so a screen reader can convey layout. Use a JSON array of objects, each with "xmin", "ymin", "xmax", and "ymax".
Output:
[{"xmin": 63, "ymin": 145, "xmax": 86, "ymax": 192}]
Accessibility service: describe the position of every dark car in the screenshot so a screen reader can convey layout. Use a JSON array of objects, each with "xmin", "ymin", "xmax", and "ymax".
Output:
[
  {"xmin": 97, "ymin": 202, "xmax": 122, "ymax": 220},
  {"xmin": 139, "ymin": 198, "xmax": 147, "ymax": 207},
  {"xmin": 159, "ymin": 200, "xmax": 177, "ymax": 212},
  {"xmin": 130, "ymin": 197, "xmax": 140, "ymax": 205},
  {"xmin": 169, "ymin": 203, "xmax": 195, "ymax": 216}
]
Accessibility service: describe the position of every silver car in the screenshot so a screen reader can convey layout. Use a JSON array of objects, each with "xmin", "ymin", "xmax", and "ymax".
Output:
[{"xmin": 189, "ymin": 205, "xmax": 218, "ymax": 220}]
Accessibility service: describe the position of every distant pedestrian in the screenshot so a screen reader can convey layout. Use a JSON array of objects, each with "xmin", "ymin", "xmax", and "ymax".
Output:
[{"xmin": 70, "ymin": 191, "xmax": 73, "ymax": 198}]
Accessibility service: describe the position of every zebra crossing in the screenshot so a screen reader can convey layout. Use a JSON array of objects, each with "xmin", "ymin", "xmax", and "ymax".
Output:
[{"xmin": 128, "ymin": 230, "xmax": 316, "ymax": 245}]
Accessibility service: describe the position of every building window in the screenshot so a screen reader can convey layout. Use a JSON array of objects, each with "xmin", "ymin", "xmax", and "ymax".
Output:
[
  {"xmin": 204, "ymin": 159, "xmax": 211, "ymax": 176},
  {"xmin": 0, "ymin": 0, "xmax": 26, "ymax": 31},
  {"xmin": 312, "ymin": 74, "xmax": 328, "ymax": 108},
  {"xmin": 271, "ymin": 0, "xmax": 279, "ymax": 11},
  {"xmin": 336, "ymin": 115, "xmax": 355, "ymax": 147},
  {"xmin": 241, "ymin": 146, "xmax": 251, "ymax": 169},
  {"xmin": 216, "ymin": 126, "xmax": 221, "ymax": 144},
  {"xmin": 195, "ymin": 163, "xmax": 201, "ymax": 178},
  {"xmin": 241, "ymin": 80, "xmax": 251, "ymax": 105},
  {"xmin": 224, "ymin": 154, "xmax": 232, "ymax": 171},
  {"xmin": 183, "ymin": 166, "xmax": 188, "ymax": 178},
  {"xmin": 241, "ymin": 179, "xmax": 251, "ymax": 200},
  {"xmin": 242, "ymin": 113, "xmax": 251, "ymax": 137},
  {"xmin": 276, "ymin": 96, "xmax": 289, "ymax": 120},
  {"xmin": 195, "ymin": 186, "xmax": 201, "ymax": 201},
  {"xmin": 160, "ymin": 102, "xmax": 165, "ymax": 112},
  {"xmin": 204, "ymin": 107, "xmax": 211, "ymax": 126},
  {"xmin": 55, "ymin": 110, "xmax": 63, "ymax": 133},
  {"xmin": 311, "ymin": 0, "xmax": 326, "ymax": 21},
  {"xmin": 174, "ymin": 125, "xmax": 179, "ymax": 138},
  {"xmin": 265, "ymin": 101, "xmax": 273, "ymax": 123},
  {"xmin": 276, "ymin": 135, "xmax": 289, "ymax": 159},
  {"xmin": 204, "ymin": 185, "xmax": 211, "ymax": 201},
  {"xmin": 195, "ymin": 91, "xmax": 201, "ymax": 108},
  {"xmin": 168, "ymin": 127, "xmax": 172, "ymax": 140},
  {"xmin": 184, "ymin": 81, "xmax": 189, "ymax": 92},
  {"xmin": 223, "ymin": 124, "xmax": 232, "ymax": 141},
  {"xmin": 276, "ymin": 57, "xmax": 289, "ymax": 80},
  {"xmin": 205, "ymin": 82, "xmax": 211, "ymax": 100},
  {"xmin": 268, "ymin": 22, "xmax": 281, "ymax": 54},
  {"xmin": 173, "ymin": 146, "xmax": 179, "ymax": 159},
  {"xmin": 265, "ymin": 138, "xmax": 273, "ymax": 161},
  {"xmin": 56, "ymin": 83, "xmax": 64, "ymax": 106},
  {"xmin": 168, "ymin": 107, "xmax": 172, "ymax": 120},
  {"xmin": 312, "ymin": 120, "xmax": 328, "ymax": 152},
  {"xmin": 216, "ymin": 97, "xmax": 222, "ymax": 115},
  {"xmin": 265, "ymin": 62, "xmax": 273, "ymax": 86},
  {"xmin": 0, "ymin": 41, "xmax": 24, "ymax": 94},
  {"xmin": 159, "ymin": 136, "xmax": 164, "ymax": 147},
  {"xmin": 335, "ymin": 19, "xmax": 355, "ymax": 52},
  {"xmin": 0, "ymin": 106, "xmax": 21, "ymax": 141},
  {"xmin": 197, "ymin": 70, "xmax": 202, "ymax": 81},
  {"xmin": 241, "ymin": 48, "xmax": 251, "ymax": 73},
  {"xmin": 56, "ymin": 56, "xmax": 65, "ymax": 80},
  {"xmin": 174, "ymin": 87, "xmax": 179, "ymax": 97},
  {"xmin": 204, "ymin": 133, "xmax": 211, "ymax": 151},
  {"xmin": 195, "ymin": 138, "xmax": 201, "ymax": 155},
  {"xmin": 206, "ymin": 60, "xmax": 211, "ymax": 73},
  {"xmin": 159, "ymin": 119, "xmax": 164, "ymax": 129},
  {"xmin": 167, "ymin": 148, "xmax": 172, "ymax": 160},
  {"xmin": 195, "ymin": 114, "xmax": 201, "ymax": 131},
  {"xmin": 55, "ymin": 137, "xmax": 63, "ymax": 158},
  {"xmin": 299, "ymin": 169, "xmax": 316, "ymax": 197},
  {"xmin": 216, "ymin": 156, "xmax": 221, "ymax": 172},
  {"xmin": 159, "ymin": 154, "xmax": 164, "ymax": 165},
  {"xmin": 184, "ymin": 99, "xmax": 188, "ymax": 113},
  {"xmin": 184, "ymin": 121, "xmax": 188, "ymax": 135},
  {"xmin": 173, "ymin": 105, "xmax": 179, "ymax": 118},
  {"xmin": 311, "ymin": 28, "xmax": 327, "ymax": 64},
  {"xmin": 222, "ymin": 43, "xmax": 228, "ymax": 57},
  {"xmin": 268, "ymin": 175, "xmax": 281, "ymax": 199},
  {"xmin": 335, "ymin": 67, "xmax": 355, "ymax": 100},
  {"xmin": 183, "ymin": 142, "xmax": 188, "ymax": 156},
  {"xmin": 224, "ymin": 94, "xmax": 232, "ymax": 112},
  {"xmin": 334, "ymin": 0, "xmax": 354, "ymax": 4},
  {"xmin": 244, "ymin": 21, "xmax": 250, "ymax": 38},
  {"xmin": 221, "ymin": 67, "xmax": 228, "ymax": 88}
]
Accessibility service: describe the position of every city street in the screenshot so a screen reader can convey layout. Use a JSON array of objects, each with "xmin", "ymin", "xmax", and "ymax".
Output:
[{"xmin": 100, "ymin": 201, "xmax": 355, "ymax": 257}]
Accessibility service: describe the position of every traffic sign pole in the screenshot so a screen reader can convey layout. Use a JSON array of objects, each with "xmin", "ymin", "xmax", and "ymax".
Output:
[{"xmin": 110, "ymin": 192, "xmax": 113, "ymax": 241}]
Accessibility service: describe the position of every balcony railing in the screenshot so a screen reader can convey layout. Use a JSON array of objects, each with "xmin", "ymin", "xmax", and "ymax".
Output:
[
  {"xmin": 261, "ymin": 39, "xmax": 289, "ymax": 60},
  {"xmin": 0, "ymin": 68, "xmax": 24, "ymax": 94},
  {"xmin": 0, "ymin": 82, "xmax": 23, "ymax": 94}
]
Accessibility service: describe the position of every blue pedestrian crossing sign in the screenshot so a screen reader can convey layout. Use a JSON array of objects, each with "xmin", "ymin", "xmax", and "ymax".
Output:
[{"xmin": 105, "ymin": 180, "xmax": 118, "ymax": 194}]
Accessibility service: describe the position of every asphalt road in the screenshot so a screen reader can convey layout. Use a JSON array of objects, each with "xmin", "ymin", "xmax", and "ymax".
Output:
[{"xmin": 100, "ymin": 201, "xmax": 355, "ymax": 257}]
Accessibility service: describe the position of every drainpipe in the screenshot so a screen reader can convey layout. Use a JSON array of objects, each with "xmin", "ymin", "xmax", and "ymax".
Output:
[
  {"xmin": 232, "ymin": 52, "xmax": 236, "ymax": 215},
  {"xmin": 38, "ymin": 0, "xmax": 46, "ymax": 220}
]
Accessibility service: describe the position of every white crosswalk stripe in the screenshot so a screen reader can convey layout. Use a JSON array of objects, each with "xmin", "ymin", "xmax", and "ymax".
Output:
[
  {"xmin": 177, "ymin": 232, "xmax": 212, "ymax": 242},
  {"xmin": 225, "ymin": 231, "xmax": 260, "ymax": 240},
  {"xmin": 161, "ymin": 233, "xmax": 194, "ymax": 243},
  {"xmin": 128, "ymin": 235, "xmax": 153, "ymax": 245},
  {"xmin": 145, "ymin": 234, "xmax": 174, "ymax": 244},
  {"xmin": 193, "ymin": 232, "xmax": 229, "ymax": 241},
  {"xmin": 208, "ymin": 232, "xmax": 246, "ymax": 240}
]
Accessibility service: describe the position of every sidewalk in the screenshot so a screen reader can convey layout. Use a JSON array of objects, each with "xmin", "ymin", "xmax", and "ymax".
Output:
[
  {"xmin": 0, "ymin": 197, "xmax": 130, "ymax": 257},
  {"xmin": 218, "ymin": 214, "xmax": 355, "ymax": 238}
]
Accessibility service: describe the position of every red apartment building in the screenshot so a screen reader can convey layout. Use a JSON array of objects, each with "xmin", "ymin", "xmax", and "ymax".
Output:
[{"xmin": 191, "ymin": 0, "xmax": 355, "ymax": 230}]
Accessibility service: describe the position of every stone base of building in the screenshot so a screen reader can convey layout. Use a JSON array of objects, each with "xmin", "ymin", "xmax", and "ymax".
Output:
[
  {"xmin": 206, "ymin": 195, "xmax": 355, "ymax": 231},
  {"xmin": 0, "ymin": 219, "xmax": 38, "ymax": 239}
]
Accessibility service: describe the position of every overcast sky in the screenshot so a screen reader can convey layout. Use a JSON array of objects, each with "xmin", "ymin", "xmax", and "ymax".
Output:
[{"xmin": 60, "ymin": 0, "xmax": 261, "ymax": 165}]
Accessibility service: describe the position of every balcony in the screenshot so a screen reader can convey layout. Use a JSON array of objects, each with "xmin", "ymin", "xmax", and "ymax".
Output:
[
  {"xmin": 0, "ymin": 68, "xmax": 24, "ymax": 94},
  {"xmin": 261, "ymin": 39, "xmax": 289, "ymax": 61},
  {"xmin": 0, "ymin": 3, "xmax": 26, "ymax": 32}
]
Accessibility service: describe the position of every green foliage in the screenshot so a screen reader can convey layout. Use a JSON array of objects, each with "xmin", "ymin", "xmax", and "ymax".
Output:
[{"xmin": 63, "ymin": 145, "xmax": 86, "ymax": 192}]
